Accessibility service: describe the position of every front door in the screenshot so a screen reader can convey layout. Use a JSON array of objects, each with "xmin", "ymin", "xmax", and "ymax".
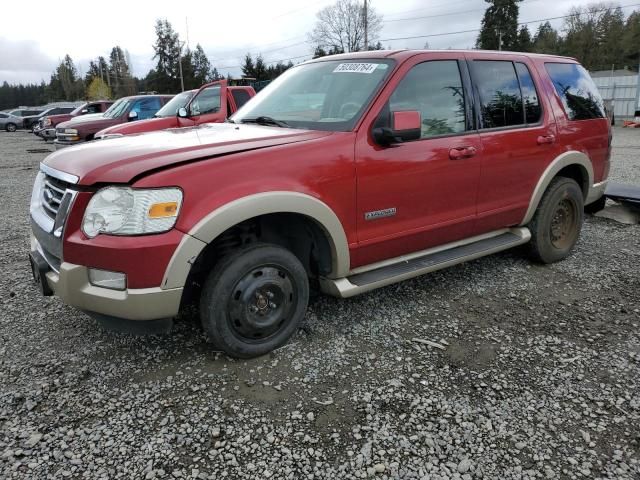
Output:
[
  {"xmin": 353, "ymin": 54, "xmax": 482, "ymax": 268},
  {"xmin": 178, "ymin": 81, "xmax": 228, "ymax": 127}
]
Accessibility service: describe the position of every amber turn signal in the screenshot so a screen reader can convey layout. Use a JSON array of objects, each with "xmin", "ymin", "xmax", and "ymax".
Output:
[{"xmin": 148, "ymin": 202, "xmax": 179, "ymax": 218}]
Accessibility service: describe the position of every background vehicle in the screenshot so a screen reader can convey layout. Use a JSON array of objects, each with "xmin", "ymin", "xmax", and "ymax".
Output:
[
  {"xmin": 54, "ymin": 94, "xmax": 173, "ymax": 148},
  {"xmin": 23, "ymin": 106, "xmax": 75, "ymax": 131},
  {"xmin": 30, "ymin": 50, "xmax": 610, "ymax": 358},
  {"xmin": 7, "ymin": 108, "xmax": 43, "ymax": 117},
  {"xmin": 35, "ymin": 101, "xmax": 113, "ymax": 140},
  {"xmin": 0, "ymin": 112, "xmax": 24, "ymax": 132},
  {"xmin": 96, "ymin": 81, "xmax": 255, "ymax": 138}
]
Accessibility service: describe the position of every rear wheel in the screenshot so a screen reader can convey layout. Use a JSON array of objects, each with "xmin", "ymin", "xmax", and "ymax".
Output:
[
  {"xmin": 528, "ymin": 177, "xmax": 584, "ymax": 263},
  {"xmin": 6, "ymin": 123, "xmax": 16, "ymax": 132},
  {"xmin": 199, "ymin": 243, "xmax": 309, "ymax": 358}
]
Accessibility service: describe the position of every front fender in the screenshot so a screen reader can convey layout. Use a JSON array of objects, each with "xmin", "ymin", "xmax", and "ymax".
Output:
[{"xmin": 161, "ymin": 191, "xmax": 350, "ymax": 289}]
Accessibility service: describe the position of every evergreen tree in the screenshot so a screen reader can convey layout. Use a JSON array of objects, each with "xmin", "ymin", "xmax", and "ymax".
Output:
[
  {"xmin": 476, "ymin": 0, "xmax": 523, "ymax": 50},
  {"xmin": 151, "ymin": 19, "xmax": 182, "ymax": 93},
  {"xmin": 241, "ymin": 53, "xmax": 255, "ymax": 78},
  {"xmin": 254, "ymin": 55, "xmax": 268, "ymax": 81},
  {"xmin": 209, "ymin": 67, "xmax": 223, "ymax": 81},
  {"xmin": 532, "ymin": 21, "xmax": 562, "ymax": 54},
  {"xmin": 191, "ymin": 44, "xmax": 212, "ymax": 86},
  {"xmin": 180, "ymin": 48, "xmax": 196, "ymax": 89},
  {"xmin": 515, "ymin": 25, "xmax": 532, "ymax": 52}
]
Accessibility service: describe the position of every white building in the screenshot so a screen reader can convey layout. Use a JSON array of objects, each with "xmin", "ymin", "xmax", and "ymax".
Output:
[{"xmin": 591, "ymin": 69, "xmax": 639, "ymax": 123}]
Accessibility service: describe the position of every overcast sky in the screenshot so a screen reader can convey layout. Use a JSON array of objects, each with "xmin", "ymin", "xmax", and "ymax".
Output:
[{"xmin": 1, "ymin": 0, "xmax": 595, "ymax": 84}]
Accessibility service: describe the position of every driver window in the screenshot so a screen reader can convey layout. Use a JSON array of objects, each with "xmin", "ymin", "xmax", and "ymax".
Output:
[
  {"xmin": 190, "ymin": 86, "xmax": 221, "ymax": 116},
  {"xmin": 386, "ymin": 60, "xmax": 466, "ymax": 139}
]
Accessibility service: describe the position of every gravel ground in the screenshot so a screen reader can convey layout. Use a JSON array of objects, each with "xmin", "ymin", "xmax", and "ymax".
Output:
[{"xmin": 0, "ymin": 129, "xmax": 639, "ymax": 480}]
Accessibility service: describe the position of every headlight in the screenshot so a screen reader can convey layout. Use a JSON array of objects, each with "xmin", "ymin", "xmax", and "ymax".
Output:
[
  {"xmin": 82, "ymin": 187, "xmax": 182, "ymax": 238},
  {"xmin": 64, "ymin": 128, "xmax": 78, "ymax": 134},
  {"xmin": 44, "ymin": 118, "xmax": 51, "ymax": 127}
]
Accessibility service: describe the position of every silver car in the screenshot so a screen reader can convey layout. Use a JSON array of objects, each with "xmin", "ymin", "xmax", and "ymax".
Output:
[{"xmin": 0, "ymin": 112, "xmax": 24, "ymax": 132}]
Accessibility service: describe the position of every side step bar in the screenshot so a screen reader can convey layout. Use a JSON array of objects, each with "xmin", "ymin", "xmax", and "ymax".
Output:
[{"xmin": 320, "ymin": 227, "xmax": 531, "ymax": 298}]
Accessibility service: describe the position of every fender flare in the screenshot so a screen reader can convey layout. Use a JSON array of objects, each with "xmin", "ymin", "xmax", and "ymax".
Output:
[
  {"xmin": 519, "ymin": 150, "xmax": 594, "ymax": 226},
  {"xmin": 162, "ymin": 191, "xmax": 351, "ymax": 289}
]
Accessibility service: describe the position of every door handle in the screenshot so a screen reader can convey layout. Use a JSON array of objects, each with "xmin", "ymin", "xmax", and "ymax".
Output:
[
  {"xmin": 537, "ymin": 134, "xmax": 556, "ymax": 145},
  {"xmin": 449, "ymin": 146, "xmax": 477, "ymax": 160}
]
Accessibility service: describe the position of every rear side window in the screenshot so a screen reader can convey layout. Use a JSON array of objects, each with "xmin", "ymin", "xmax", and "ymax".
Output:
[
  {"xmin": 545, "ymin": 63, "xmax": 605, "ymax": 120},
  {"xmin": 515, "ymin": 63, "xmax": 541, "ymax": 124},
  {"xmin": 231, "ymin": 89, "xmax": 252, "ymax": 109},
  {"xmin": 472, "ymin": 61, "xmax": 523, "ymax": 128}
]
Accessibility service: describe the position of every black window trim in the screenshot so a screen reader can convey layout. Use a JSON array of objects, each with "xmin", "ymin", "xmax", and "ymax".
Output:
[
  {"xmin": 373, "ymin": 58, "xmax": 478, "ymax": 142},
  {"xmin": 467, "ymin": 58, "xmax": 545, "ymax": 133}
]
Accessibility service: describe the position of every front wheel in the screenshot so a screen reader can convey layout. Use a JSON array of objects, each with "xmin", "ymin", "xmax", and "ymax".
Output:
[
  {"xmin": 6, "ymin": 123, "xmax": 16, "ymax": 132},
  {"xmin": 199, "ymin": 243, "xmax": 309, "ymax": 358},
  {"xmin": 528, "ymin": 177, "xmax": 584, "ymax": 263}
]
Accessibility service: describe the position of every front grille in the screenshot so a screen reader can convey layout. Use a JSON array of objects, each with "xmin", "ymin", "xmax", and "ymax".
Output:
[{"xmin": 42, "ymin": 175, "xmax": 71, "ymax": 220}]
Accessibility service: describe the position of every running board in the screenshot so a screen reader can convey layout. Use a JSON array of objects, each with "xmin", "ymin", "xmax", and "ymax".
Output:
[{"xmin": 320, "ymin": 227, "xmax": 531, "ymax": 298}]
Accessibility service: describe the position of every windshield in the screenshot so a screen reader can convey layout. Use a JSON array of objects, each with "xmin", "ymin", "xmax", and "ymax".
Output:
[
  {"xmin": 103, "ymin": 98, "xmax": 132, "ymax": 119},
  {"xmin": 155, "ymin": 91, "xmax": 195, "ymax": 117},
  {"xmin": 231, "ymin": 59, "xmax": 394, "ymax": 131}
]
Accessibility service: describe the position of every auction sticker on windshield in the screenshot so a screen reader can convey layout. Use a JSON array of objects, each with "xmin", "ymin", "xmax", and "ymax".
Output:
[{"xmin": 333, "ymin": 63, "xmax": 380, "ymax": 74}]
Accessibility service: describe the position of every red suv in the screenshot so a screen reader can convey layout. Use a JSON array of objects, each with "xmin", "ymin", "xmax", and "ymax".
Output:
[
  {"xmin": 95, "ymin": 81, "xmax": 256, "ymax": 139},
  {"xmin": 30, "ymin": 50, "xmax": 610, "ymax": 358},
  {"xmin": 54, "ymin": 94, "xmax": 173, "ymax": 149}
]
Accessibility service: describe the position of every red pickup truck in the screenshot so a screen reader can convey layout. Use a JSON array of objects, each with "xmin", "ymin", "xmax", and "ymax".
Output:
[
  {"xmin": 54, "ymin": 94, "xmax": 173, "ymax": 149},
  {"xmin": 34, "ymin": 101, "xmax": 113, "ymax": 140},
  {"xmin": 30, "ymin": 50, "xmax": 610, "ymax": 358},
  {"xmin": 95, "ymin": 81, "xmax": 255, "ymax": 139}
]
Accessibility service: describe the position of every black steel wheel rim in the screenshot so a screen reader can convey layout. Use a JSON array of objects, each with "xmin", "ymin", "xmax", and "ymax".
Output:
[
  {"xmin": 227, "ymin": 264, "xmax": 297, "ymax": 343},
  {"xmin": 550, "ymin": 196, "xmax": 578, "ymax": 249}
]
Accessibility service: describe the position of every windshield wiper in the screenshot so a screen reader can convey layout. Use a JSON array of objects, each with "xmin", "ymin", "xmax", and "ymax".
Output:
[{"xmin": 241, "ymin": 116, "xmax": 290, "ymax": 128}]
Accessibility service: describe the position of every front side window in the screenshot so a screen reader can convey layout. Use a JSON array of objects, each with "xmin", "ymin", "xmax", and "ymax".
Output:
[
  {"xmin": 472, "ymin": 60, "xmax": 524, "ymax": 129},
  {"xmin": 386, "ymin": 60, "xmax": 466, "ymax": 138},
  {"xmin": 545, "ymin": 62, "xmax": 605, "ymax": 120},
  {"xmin": 86, "ymin": 104, "xmax": 102, "ymax": 114},
  {"xmin": 130, "ymin": 97, "xmax": 162, "ymax": 120},
  {"xmin": 190, "ymin": 86, "xmax": 221, "ymax": 115},
  {"xmin": 231, "ymin": 59, "xmax": 394, "ymax": 132},
  {"xmin": 155, "ymin": 91, "xmax": 194, "ymax": 118},
  {"xmin": 0, "ymin": 114, "xmax": 7, "ymax": 119}
]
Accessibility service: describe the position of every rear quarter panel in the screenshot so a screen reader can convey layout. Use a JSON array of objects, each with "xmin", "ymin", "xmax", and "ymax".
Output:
[{"xmin": 531, "ymin": 57, "xmax": 610, "ymax": 183}]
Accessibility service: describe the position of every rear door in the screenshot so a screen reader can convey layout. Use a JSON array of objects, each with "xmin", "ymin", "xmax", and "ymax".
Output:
[{"xmin": 467, "ymin": 52, "xmax": 561, "ymax": 232}]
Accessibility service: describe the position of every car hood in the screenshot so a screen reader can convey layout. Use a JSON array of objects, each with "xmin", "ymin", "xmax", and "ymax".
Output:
[
  {"xmin": 57, "ymin": 113, "xmax": 106, "ymax": 128},
  {"xmin": 96, "ymin": 116, "xmax": 178, "ymax": 137},
  {"xmin": 43, "ymin": 122, "xmax": 333, "ymax": 185}
]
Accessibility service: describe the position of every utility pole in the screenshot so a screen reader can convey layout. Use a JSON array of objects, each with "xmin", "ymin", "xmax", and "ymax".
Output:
[
  {"xmin": 363, "ymin": 0, "xmax": 368, "ymax": 51},
  {"xmin": 178, "ymin": 42, "xmax": 185, "ymax": 92},
  {"xmin": 498, "ymin": 29, "xmax": 503, "ymax": 51}
]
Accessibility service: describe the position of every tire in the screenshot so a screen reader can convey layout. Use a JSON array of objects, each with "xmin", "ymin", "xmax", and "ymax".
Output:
[
  {"xmin": 5, "ymin": 123, "xmax": 16, "ymax": 132},
  {"xmin": 528, "ymin": 177, "xmax": 584, "ymax": 264},
  {"xmin": 199, "ymin": 243, "xmax": 309, "ymax": 358},
  {"xmin": 585, "ymin": 195, "xmax": 606, "ymax": 214}
]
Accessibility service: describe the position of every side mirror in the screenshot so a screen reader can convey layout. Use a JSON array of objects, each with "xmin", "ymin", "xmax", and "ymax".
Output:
[
  {"xmin": 177, "ymin": 107, "xmax": 188, "ymax": 118},
  {"xmin": 128, "ymin": 111, "xmax": 138, "ymax": 121},
  {"xmin": 372, "ymin": 110, "xmax": 422, "ymax": 146}
]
